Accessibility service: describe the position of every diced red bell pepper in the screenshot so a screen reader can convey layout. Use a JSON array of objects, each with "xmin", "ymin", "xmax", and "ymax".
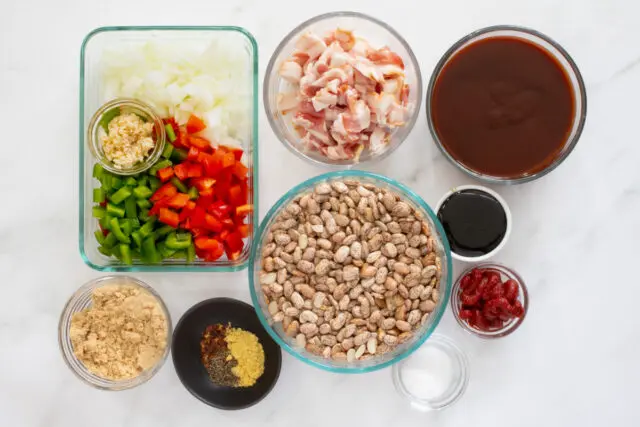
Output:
[
  {"xmin": 209, "ymin": 202, "xmax": 232, "ymax": 219},
  {"xmin": 236, "ymin": 204, "xmax": 253, "ymax": 217},
  {"xmin": 231, "ymin": 162, "xmax": 248, "ymax": 179},
  {"xmin": 196, "ymin": 195, "xmax": 214, "ymax": 209},
  {"xmin": 159, "ymin": 208, "xmax": 180, "ymax": 228},
  {"xmin": 189, "ymin": 135, "xmax": 211, "ymax": 151},
  {"xmin": 237, "ymin": 224, "xmax": 250, "ymax": 238},
  {"xmin": 179, "ymin": 202, "xmax": 196, "ymax": 222},
  {"xmin": 221, "ymin": 151, "xmax": 235, "ymax": 168},
  {"xmin": 225, "ymin": 231, "xmax": 244, "ymax": 253},
  {"xmin": 151, "ymin": 183, "xmax": 177, "ymax": 202},
  {"xmin": 204, "ymin": 214, "xmax": 223, "ymax": 232},
  {"xmin": 174, "ymin": 163, "xmax": 189, "ymax": 181},
  {"xmin": 187, "ymin": 146, "xmax": 200, "ymax": 161},
  {"xmin": 192, "ymin": 177, "xmax": 216, "ymax": 191},
  {"xmin": 187, "ymin": 163, "xmax": 203, "ymax": 178},
  {"xmin": 186, "ymin": 114, "xmax": 207, "ymax": 134},
  {"xmin": 191, "ymin": 206, "xmax": 207, "ymax": 228},
  {"xmin": 198, "ymin": 188, "xmax": 214, "ymax": 197},
  {"xmin": 191, "ymin": 227, "xmax": 207, "ymax": 238},
  {"xmin": 195, "ymin": 236, "xmax": 222, "ymax": 251},
  {"xmin": 157, "ymin": 167, "xmax": 174, "ymax": 182},
  {"xmin": 227, "ymin": 146, "xmax": 244, "ymax": 162},
  {"xmin": 205, "ymin": 244, "xmax": 225, "ymax": 262},
  {"xmin": 221, "ymin": 218, "xmax": 235, "ymax": 229},
  {"xmin": 176, "ymin": 128, "xmax": 190, "ymax": 148},
  {"xmin": 206, "ymin": 150, "xmax": 226, "ymax": 176},
  {"xmin": 228, "ymin": 184, "xmax": 245, "ymax": 207},
  {"xmin": 167, "ymin": 193, "xmax": 190, "ymax": 209}
]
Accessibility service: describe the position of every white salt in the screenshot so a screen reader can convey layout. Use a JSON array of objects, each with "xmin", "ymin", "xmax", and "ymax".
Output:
[{"xmin": 400, "ymin": 345, "xmax": 454, "ymax": 400}]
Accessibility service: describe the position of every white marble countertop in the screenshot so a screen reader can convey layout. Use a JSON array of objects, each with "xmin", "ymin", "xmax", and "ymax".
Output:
[{"xmin": 2, "ymin": 0, "xmax": 639, "ymax": 425}]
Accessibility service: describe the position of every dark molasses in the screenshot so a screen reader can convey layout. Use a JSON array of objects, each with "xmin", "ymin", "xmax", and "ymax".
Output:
[{"xmin": 437, "ymin": 189, "xmax": 507, "ymax": 257}]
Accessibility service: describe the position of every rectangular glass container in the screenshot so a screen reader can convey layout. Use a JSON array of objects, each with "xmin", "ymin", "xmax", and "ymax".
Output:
[{"xmin": 79, "ymin": 26, "xmax": 258, "ymax": 271}]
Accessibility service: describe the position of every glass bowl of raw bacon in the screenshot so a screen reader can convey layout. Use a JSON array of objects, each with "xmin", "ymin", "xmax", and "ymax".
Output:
[{"xmin": 264, "ymin": 11, "xmax": 423, "ymax": 167}]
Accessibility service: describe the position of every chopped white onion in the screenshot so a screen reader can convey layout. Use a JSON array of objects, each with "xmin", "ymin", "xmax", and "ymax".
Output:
[{"xmin": 101, "ymin": 40, "xmax": 251, "ymax": 149}]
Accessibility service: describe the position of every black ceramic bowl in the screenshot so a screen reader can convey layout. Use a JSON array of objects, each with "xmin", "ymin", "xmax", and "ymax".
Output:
[{"xmin": 172, "ymin": 298, "xmax": 282, "ymax": 410}]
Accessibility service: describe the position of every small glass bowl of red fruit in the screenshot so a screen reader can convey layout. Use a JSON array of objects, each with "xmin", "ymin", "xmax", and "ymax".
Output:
[{"xmin": 451, "ymin": 263, "xmax": 528, "ymax": 338}]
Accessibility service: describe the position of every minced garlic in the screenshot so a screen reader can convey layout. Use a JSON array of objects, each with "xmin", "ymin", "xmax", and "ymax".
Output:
[{"xmin": 100, "ymin": 113, "xmax": 154, "ymax": 169}]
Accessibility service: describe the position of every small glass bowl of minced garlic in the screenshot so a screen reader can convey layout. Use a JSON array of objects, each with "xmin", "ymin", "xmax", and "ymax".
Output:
[{"xmin": 87, "ymin": 98, "xmax": 166, "ymax": 176}]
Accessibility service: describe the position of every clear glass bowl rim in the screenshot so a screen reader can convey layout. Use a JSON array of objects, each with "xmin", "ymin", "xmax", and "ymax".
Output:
[
  {"xmin": 87, "ymin": 97, "xmax": 167, "ymax": 176},
  {"xmin": 425, "ymin": 24, "xmax": 587, "ymax": 185},
  {"xmin": 450, "ymin": 262, "xmax": 529, "ymax": 338},
  {"xmin": 58, "ymin": 275, "xmax": 173, "ymax": 390},
  {"xmin": 79, "ymin": 25, "xmax": 259, "ymax": 272},
  {"xmin": 263, "ymin": 11, "xmax": 424, "ymax": 169},
  {"xmin": 248, "ymin": 170, "xmax": 453, "ymax": 373}
]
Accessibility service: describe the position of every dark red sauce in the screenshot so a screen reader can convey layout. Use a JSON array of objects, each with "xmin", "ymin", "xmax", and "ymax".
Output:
[{"xmin": 431, "ymin": 37, "xmax": 575, "ymax": 178}]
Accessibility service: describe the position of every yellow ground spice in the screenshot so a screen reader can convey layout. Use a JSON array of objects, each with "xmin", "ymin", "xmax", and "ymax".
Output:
[{"xmin": 224, "ymin": 328, "xmax": 265, "ymax": 387}]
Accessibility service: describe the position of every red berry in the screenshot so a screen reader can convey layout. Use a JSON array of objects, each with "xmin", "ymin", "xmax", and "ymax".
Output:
[{"xmin": 504, "ymin": 279, "xmax": 519, "ymax": 303}]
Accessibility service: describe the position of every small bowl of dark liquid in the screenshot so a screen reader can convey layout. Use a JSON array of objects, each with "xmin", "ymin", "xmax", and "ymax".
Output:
[{"xmin": 435, "ymin": 185, "xmax": 511, "ymax": 262}]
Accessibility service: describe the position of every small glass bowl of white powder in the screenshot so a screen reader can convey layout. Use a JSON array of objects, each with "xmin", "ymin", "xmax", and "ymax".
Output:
[{"xmin": 392, "ymin": 334, "xmax": 469, "ymax": 411}]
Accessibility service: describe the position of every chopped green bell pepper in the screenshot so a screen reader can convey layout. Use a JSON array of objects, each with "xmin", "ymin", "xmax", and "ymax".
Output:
[
  {"xmin": 92, "ymin": 206, "xmax": 106, "ymax": 219},
  {"xmin": 131, "ymin": 231, "xmax": 142, "ymax": 248},
  {"xmin": 187, "ymin": 186, "xmax": 199, "ymax": 200},
  {"xmin": 119, "ymin": 244, "xmax": 133, "ymax": 265},
  {"xmin": 133, "ymin": 185, "xmax": 153, "ymax": 199},
  {"xmin": 136, "ymin": 199, "xmax": 151, "ymax": 209},
  {"xmin": 162, "ymin": 141, "xmax": 174, "ymax": 158},
  {"xmin": 154, "ymin": 225, "xmax": 174, "ymax": 238},
  {"xmin": 164, "ymin": 123, "xmax": 177, "ymax": 142},
  {"xmin": 148, "ymin": 176, "xmax": 162, "ymax": 191},
  {"xmin": 170, "ymin": 177, "xmax": 188, "ymax": 193},
  {"xmin": 165, "ymin": 232, "xmax": 192, "ymax": 250},
  {"xmin": 120, "ymin": 219, "xmax": 133, "ymax": 236},
  {"xmin": 94, "ymin": 230, "xmax": 105, "ymax": 245},
  {"xmin": 98, "ymin": 245, "xmax": 112, "ymax": 256},
  {"xmin": 106, "ymin": 203, "xmax": 125, "ymax": 218},
  {"xmin": 125, "ymin": 197, "xmax": 137, "ymax": 219},
  {"xmin": 109, "ymin": 187, "xmax": 132, "ymax": 204},
  {"xmin": 93, "ymin": 188, "xmax": 106, "ymax": 204},
  {"xmin": 125, "ymin": 177, "xmax": 138, "ymax": 187},
  {"xmin": 139, "ymin": 221, "xmax": 155, "ymax": 238},
  {"xmin": 102, "ymin": 232, "xmax": 118, "ymax": 248},
  {"xmin": 111, "ymin": 176, "xmax": 124, "ymax": 190},
  {"xmin": 186, "ymin": 243, "xmax": 196, "ymax": 263},
  {"xmin": 142, "ymin": 236, "xmax": 160, "ymax": 263},
  {"xmin": 157, "ymin": 241, "xmax": 176, "ymax": 258},
  {"xmin": 171, "ymin": 147, "xmax": 189, "ymax": 163},
  {"xmin": 109, "ymin": 218, "xmax": 131, "ymax": 243},
  {"xmin": 92, "ymin": 163, "xmax": 105, "ymax": 179}
]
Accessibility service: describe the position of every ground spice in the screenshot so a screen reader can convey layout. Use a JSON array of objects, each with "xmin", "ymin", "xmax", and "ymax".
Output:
[
  {"xmin": 200, "ymin": 324, "xmax": 237, "ymax": 386},
  {"xmin": 200, "ymin": 324, "xmax": 266, "ymax": 387},
  {"xmin": 69, "ymin": 284, "xmax": 168, "ymax": 380},
  {"xmin": 225, "ymin": 328, "xmax": 265, "ymax": 387}
]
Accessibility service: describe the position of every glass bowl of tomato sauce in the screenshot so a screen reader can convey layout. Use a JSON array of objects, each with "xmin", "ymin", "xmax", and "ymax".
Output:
[{"xmin": 426, "ymin": 25, "xmax": 587, "ymax": 184}]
